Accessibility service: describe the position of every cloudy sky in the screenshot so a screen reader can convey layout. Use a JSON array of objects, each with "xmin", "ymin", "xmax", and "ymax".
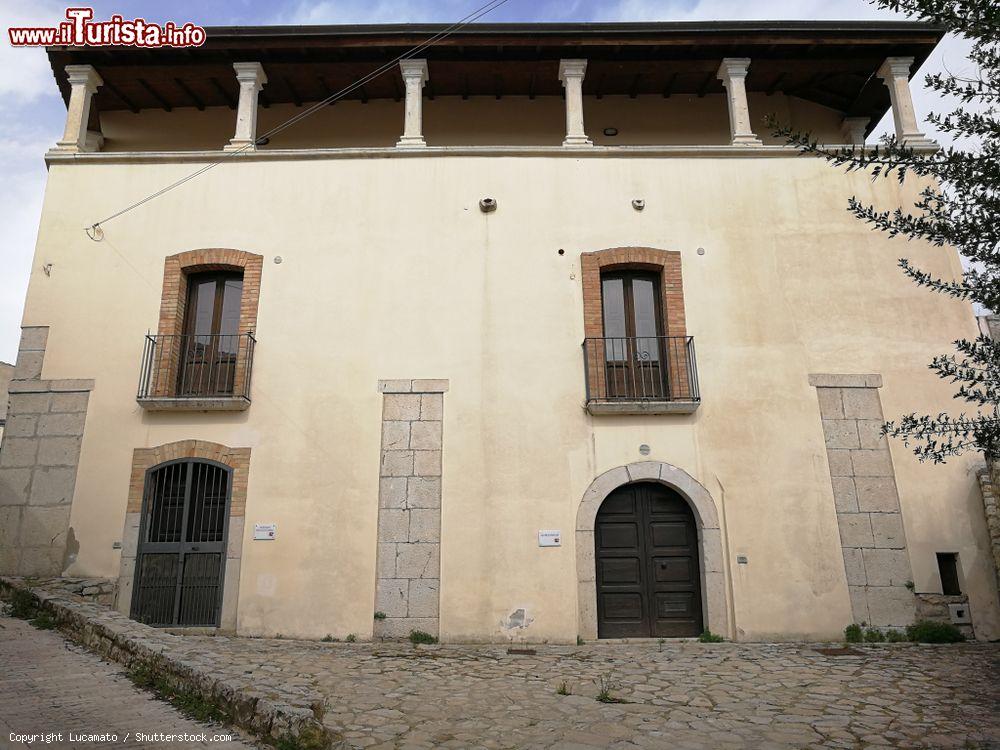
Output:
[{"xmin": 0, "ymin": 0, "xmax": 978, "ymax": 363}]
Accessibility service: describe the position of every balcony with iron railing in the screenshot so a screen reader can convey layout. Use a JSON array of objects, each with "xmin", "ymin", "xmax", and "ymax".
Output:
[
  {"xmin": 137, "ymin": 332, "xmax": 256, "ymax": 410},
  {"xmin": 583, "ymin": 336, "xmax": 700, "ymax": 415}
]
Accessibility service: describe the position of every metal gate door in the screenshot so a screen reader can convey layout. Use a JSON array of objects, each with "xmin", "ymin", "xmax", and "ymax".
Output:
[{"xmin": 131, "ymin": 459, "xmax": 231, "ymax": 627}]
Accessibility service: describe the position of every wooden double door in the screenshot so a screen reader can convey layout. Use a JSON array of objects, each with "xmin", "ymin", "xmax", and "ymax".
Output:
[{"xmin": 595, "ymin": 482, "xmax": 704, "ymax": 638}]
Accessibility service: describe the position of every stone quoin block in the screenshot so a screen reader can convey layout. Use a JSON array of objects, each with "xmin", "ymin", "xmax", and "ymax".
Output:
[
  {"xmin": 871, "ymin": 512, "xmax": 907, "ymax": 549},
  {"xmin": 408, "ymin": 509, "xmax": 440, "ymax": 543},
  {"xmin": 408, "ymin": 579, "xmax": 440, "ymax": 617},
  {"xmin": 381, "ymin": 421, "xmax": 411, "ymax": 451},
  {"xmin": 822, "ymin": 420, "xmax": 861, "ymax": 449},
  {"xmin": 862, "ymin": 548, "xmax": 913, "ymax": 587},
  {"xmin": 383, "ymin": 394, "xmax": 422, "ymax": 421},
  {"xmin": 28, "ymin": 467, "xmax": 77, "ymax": 506},
  {"xmin": 413, "ymin": 451, "xmax": 442, "ymax": 477},
  {"xmin": 379, "ymin": 477, "xmax": 408, "ymax": 509},
  {"xmin": 842, "ymin": 388, "xmax": 884, "ymax": 420},
  {"xmin": 815, "ymin": 387, "xmax": 844, "ymax": 418},
  {"xmin": 850, "ymin": 449, "xmax": 895, "ymax": 478},
  {"xmin": 838, "ymin": 513, "xmax": 875, "ymax": 549},
  {"xmin": 831, "ymin": 477, "xmax": 859, "ymax": 514},
  {"xmin": 409, "ymin": 421, "xmax": 442, "ymax": 451},
  {"xmin": 406, "ymin": 478, "xmax": 441, "ymax": 508},
  {"xmin": 854, "ymin": 476, "xmax": 901, "ymax": 513}
]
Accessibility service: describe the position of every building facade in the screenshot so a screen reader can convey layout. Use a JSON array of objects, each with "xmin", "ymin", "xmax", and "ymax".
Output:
[{"xmin": 1, "ymin": 21, "xmax": 998, "ymax": 642}]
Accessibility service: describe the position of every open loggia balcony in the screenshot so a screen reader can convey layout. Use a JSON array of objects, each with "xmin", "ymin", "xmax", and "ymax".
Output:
[{"xmin": 47, "ymin": 22, "xmax": 941, "ymax": 158}]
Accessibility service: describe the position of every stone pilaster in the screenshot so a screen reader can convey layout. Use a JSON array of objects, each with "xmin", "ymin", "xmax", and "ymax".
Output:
[
  {"xmin": 54, "ymin": 65, "xmax": 103, "ymax": 153},
  {"xmin": 0, "ymin": 327, "xmax": 94, "ymax": 576},
  {"xmin": 558, "ymin": 60, "xmax": 592, "ymax": 147},
  {"xmin": 396, "ymin": 60, "xmax": 429, "ymax": 148},
  {"xmin": 877, "ymin": 57, "xmax": 937, "ymax": 149},
  {"xmin": 374, "ymin": 379, "xmax": 447, "ymax": 639},
  {"xmin": 224, "ymin": 62, "xmax": 268, "ymax": 152},
  {"xmin": 810, "ymin": 373, "xmax": 915, "ymax": 629},
  {"xmin": 717, "ymin": 58, "xmax": 762, "ymax": 146}
]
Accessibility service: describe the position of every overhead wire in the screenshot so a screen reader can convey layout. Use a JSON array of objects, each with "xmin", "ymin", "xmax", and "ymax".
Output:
[{"xmin": 85, "ymin": 0, "xmax": 513, "ymax": 238}]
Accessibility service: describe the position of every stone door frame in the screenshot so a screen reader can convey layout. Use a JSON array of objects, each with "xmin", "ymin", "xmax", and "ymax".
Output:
[{"xmin": 576, "ymin": 461, "xmax": 729, "ymax": 640}]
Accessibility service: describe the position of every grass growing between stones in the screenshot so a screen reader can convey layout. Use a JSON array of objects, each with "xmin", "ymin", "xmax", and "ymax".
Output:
[
  {"xmin": 6, "ymin": 589, "xmax": 39, "ymax": 619},
  {"xmin": 127, "ymin": 664, "xmax": 228, "ymax": 725},
  {"xmin": 698, "ymin": 629, "xmax": 725, "ymax": 643},
  {"xmin": 907, "ymin": 620, "xmax": 966, "ymax": 643},
  {"xmin": 556, "ymin": 681, "xmax": 570, "ymax": 696},
  {"xmin": 595, "ymin": 673, "xmax": 628, "ymax": 704},
  {"xmin": 29, "ymin": 612, "xmax": 58, "ymax": 630},
  {"xmin": 409, "ymin": 629, "xmax": 438, "ymax": 645}
]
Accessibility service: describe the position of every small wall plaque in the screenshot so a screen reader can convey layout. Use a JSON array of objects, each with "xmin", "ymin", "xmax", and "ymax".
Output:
[
  {"xmin": 254, "ymin": 523, "xmax": 277, "ymax": 541},
  {"xmin": 538, "ymin": 530, "xmax": 561, "ymax": 547}
]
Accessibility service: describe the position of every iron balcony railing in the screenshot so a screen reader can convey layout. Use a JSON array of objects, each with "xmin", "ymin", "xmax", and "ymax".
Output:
[
  {"xmin": 137, "ymin": 332, "xmax": 256, "ymax": 402},
  {"xmin": 583, "ymin": 335, "xmax": 700, "ymax": 403}
]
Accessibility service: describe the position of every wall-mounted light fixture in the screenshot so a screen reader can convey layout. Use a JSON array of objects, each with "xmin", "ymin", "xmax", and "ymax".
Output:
[
  {"xmin": 479, "ymin": 197, "xmax": 497, "ymax": 213},
  {"xmin": 603, "ymin": 127, "xmax": 619, "ymax": 136}
]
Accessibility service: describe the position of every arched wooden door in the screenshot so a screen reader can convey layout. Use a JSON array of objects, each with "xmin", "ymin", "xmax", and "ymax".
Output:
[
  {"xmin": 595, "ymin": 482, "xmax": 703, "ymax": 638},
  {"xmin": 131, "ymin": 459, "xmax": 232, "ymax": 627}
]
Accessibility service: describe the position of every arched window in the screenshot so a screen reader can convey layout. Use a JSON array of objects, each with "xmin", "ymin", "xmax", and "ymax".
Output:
[{"xmin": 131, "ymin": 459, "xmax": 232, "ymax": 627}]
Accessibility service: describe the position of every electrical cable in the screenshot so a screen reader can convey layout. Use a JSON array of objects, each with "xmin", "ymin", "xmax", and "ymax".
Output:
[{"xmin": 85, "ymin": 0, "xmax": 513, "ymax": 238}]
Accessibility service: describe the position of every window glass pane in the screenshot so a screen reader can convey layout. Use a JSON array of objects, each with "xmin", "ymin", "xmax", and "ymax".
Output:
[
  {"xmin": 632, "ymin": 277, "xmax": 660, "ymax": 360},
  {"xmin": 602, "ymin": 277, "xmax": 627, "ymax": 361},
  {"xmin": 189, "ymin": 279, "xmax": 217, "ymax": 338},
  {"xmin": 218, "ymin": 278, "xmax": 243, "ymax": 351}
]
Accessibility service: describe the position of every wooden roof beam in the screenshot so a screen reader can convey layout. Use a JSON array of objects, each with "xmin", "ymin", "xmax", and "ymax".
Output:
[
  {"xmin": 283, "ymin": 76, "xmax": 302, "ymax": 107},
  {"xmin": 628, "ymin": 72, "xmax": 642, "ymax": 99},
  {"xmin": 662, "ymin": 71, "xmax": 677, "ymax": 98},
  {"xmin": 766, "ymin": 71, "xmax": 786, "ymax": 96},
  {"xmin": 138, "ymin": 78, "xmax": 172, "ymax": 111},
  {"xmin": 697, "ymin": 70, "xmax": 714, "ymax": 97},
  {"xmin": 173, "ymin": 77, "xmax": 205, "ymax": 110},
  {"xmin": 102, "ymin": 79, "xmax": 139, "ymax": 113},
  {"xmin": 209, "ymin": 76, "xmax": 237, "ymax": 109}
]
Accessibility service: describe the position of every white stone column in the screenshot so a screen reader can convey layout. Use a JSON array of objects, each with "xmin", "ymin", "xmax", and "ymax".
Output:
[
  {"xmin": 877, "ymin": 57, "xmax": 937, "ymax": 148},
  {"xmin": 841, "ymin": 117, "xmax": 870, "ymax": 146},
  {"xmin": 54, "ymin": 65, "xmax": 103, "ymax": 153},
  {"xmin": 716, "ymin": 58, "xmax": 762, "ymax": 146},
  {"xmin": 224, "ymin": 62, "xmax": 268, "ymax": 152},
  {"xmin": 396, "ymin": 59, "xmax": 429, "ymax": 148},
  {"xmin": 558, "ymin": 59, "xmax": 592, "ymax": 147}
]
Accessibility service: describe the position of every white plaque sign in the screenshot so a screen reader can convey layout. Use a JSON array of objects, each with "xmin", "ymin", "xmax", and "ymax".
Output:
[
  {"xmin": 254, "ymin": 523, "xmax": 277, "ymax": 541},
  {"xmin": 538, "ymin": 529, "xmax": 561, "ymax": 547}
]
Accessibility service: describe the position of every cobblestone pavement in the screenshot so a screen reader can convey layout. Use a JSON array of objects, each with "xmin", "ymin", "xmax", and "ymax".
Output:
[
  {"xmin": 0, "ymin": 616, "xmax": 258, "ymax": 750},
  {"xmin": 4, "ymin": 609, "xmax": 999, "ymax": 750},
  {"xmin": 166, "ymin": 634, "xmax": 999, "ymax": 750}
]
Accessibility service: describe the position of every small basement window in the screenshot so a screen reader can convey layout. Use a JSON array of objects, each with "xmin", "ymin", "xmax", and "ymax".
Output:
[{"xmin": 936, "ymin": 552, "xmax": 962, "ymax": 596}]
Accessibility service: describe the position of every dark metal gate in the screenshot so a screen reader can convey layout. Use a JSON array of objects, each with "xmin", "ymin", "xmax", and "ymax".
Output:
[{"xmin": 131, "ymin": 459, "xmax": 231, "ymax": 627}]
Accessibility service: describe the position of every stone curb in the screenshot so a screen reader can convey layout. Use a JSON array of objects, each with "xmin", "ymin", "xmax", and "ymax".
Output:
[{"xmin": 0, "ymin": 576, "xmax": 337, "ymax": 750}]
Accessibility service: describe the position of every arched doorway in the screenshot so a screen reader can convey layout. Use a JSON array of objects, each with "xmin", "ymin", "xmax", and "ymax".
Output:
[
  {"xmin": 575, "ymin": 462, "xmax": 728, "ymax": 641},
  {"xmin": 596, "ymin": 482, "xmax": 703, "ymax": 638},
  {"xmin": 131, "ymin": 458, "xmax": 233, "ymax": 627}
]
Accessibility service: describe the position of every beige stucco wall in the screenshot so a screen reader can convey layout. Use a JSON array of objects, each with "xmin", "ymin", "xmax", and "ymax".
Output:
[
  {"xmin": 19, "ymin": 150, "xmax": 999, "ymax": 642},
  {"xmin": 99, "ymin": 92, "xmax": 843, "ymax": 152}
]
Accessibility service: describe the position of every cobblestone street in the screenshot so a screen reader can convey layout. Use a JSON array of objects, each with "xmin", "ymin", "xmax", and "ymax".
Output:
[
  {"xmin": 5, "ymin": 601, "xmax": 998, "ymax": 750},
  {"xmin": 170, "ymin": 635, "xmax": 1000, "ymax": 749},
  {"xmin": 0, "ymin": 616, "xmax": 257, "ymax": 750}
]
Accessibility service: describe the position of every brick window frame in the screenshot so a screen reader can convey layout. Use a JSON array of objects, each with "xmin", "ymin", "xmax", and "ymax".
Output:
[
  {"xmin": 580, "ymin": 247, "xmax": 690, "ymax": 401},
  {"xmin": 152, "ymin": 249, "xmax": 263, "ymax": 397}
]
